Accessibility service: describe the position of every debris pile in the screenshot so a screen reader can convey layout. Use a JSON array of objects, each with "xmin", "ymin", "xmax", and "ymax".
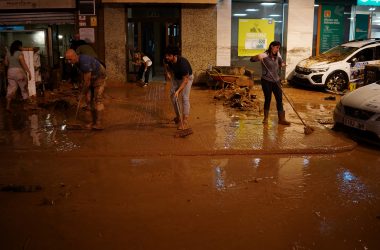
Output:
[
  {"xmin": 214, "ymin": 87, "xmax": 259, "ymax": 111},
  {"xmin": 208, "ymin": 66, "xmax": 259, "ymax": 111}
]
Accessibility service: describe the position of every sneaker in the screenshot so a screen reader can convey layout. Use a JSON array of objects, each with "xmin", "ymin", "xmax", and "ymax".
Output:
[{"xmin": 143, "ymin": 83, "xmax": 148, "ymax": 87}]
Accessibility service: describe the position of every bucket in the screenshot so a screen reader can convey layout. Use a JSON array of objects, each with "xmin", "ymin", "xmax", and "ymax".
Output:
[{"xmin": 349, "ymin": 82, "xmax": 357, "ymax": 91}]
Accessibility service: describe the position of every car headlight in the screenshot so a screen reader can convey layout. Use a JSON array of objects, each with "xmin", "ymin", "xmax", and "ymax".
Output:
[
  {"xmin": 311, "ymin": 67, "xmax": 329, "ymax": 73},
  {"xmin": 335, "ymin": 100, "xmax": 343, "ymax": 113}
]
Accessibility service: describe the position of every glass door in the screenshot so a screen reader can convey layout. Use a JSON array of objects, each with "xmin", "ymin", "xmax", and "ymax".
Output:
[{"xmin": 127, "ymin": 6, "xmax": 180, "ymax": 81}]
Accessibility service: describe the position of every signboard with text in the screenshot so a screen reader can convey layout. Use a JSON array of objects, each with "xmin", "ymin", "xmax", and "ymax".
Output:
[
  {"xmin": 355, "ymin": 14, "xmax": 370, "ymax": 40},
  {"xmin": 319, "ymin": 5, "xmax": 345, "ymax": 53},
  {"xmin": 238, "ymin": 19, "xmax": 275, "ymax": 56}
]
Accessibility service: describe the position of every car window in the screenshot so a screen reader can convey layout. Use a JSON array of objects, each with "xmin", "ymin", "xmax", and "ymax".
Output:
[
  {"xmin": 349, "ymin": 47, "xmax": 374, "ymax": 62},
  {"xmin": 375, "ymin": 46, "xmax": 380, "ymax": 60},
  {"xmin": 323, "ymin": 45, "xmax": 358, "ymax": 58}
]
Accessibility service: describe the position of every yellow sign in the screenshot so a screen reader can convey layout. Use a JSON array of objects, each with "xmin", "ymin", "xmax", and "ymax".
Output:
[
  {"xmin": 90, "ymin": 16, "xmax": 97, "ymax": 27},
  {"xmin": 238, "ymin": 19, "xmax": 275, "ymax": 57}
]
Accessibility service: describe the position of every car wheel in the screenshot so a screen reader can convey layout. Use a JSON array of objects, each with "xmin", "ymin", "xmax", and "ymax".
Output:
[{"xmin": 325, "ymin": 71, "xmax": 348, "ymax": 93}]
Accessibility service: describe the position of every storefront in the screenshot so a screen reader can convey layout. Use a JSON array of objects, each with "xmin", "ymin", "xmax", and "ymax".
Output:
[
  {"xmin": 0, "ymin": 1, "xmax": 77, "ymax": 71},
  {"xmin": 230, "ymin": 0, "xmax": 286, "ymax": 75},
  {"xmin": 102, "ymin": 0, "xmax": 218, "ymax": 84}
]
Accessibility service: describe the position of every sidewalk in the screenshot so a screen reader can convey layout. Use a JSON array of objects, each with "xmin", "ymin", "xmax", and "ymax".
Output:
[{"xmin": 0, "ymin": 81, "xmax": 356, "ymax": 156}]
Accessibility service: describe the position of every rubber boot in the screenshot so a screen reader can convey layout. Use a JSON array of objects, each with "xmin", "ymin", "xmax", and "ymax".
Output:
[
  {"xmin": 92, "ymin": 110, "xmax": 104, "ymax": 130},
  {"xmin": 262, "ymin": 110, "xmax": 269, "ymax": 124},
  {"xmin": 6, "ymin": 98, "xmax": 12, "ymax": 112},
  {"xmin": 85, "ymin": 110, "xmax": 97, "ymax": 129},
  {"xmin": 278, "ymin": 111, "xmax": 291, "ymax": 125},
  {"xmin": 173, "ymin": 116, "xmax": 180, "ymax": 124}
]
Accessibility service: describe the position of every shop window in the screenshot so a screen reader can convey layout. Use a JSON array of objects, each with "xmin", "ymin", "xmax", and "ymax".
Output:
[{"xmin": 231, "ymin": 1, "xmax": 284, "ymax": 73}]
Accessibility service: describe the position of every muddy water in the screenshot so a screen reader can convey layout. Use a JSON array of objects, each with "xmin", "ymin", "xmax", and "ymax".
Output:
[
  {"xmin": 1, "ymin": 149, "xmax": 379, "ymax": 250},
  {"xmin": 0, "ymin": 85, "xmax": 378, "ymax": 249}
]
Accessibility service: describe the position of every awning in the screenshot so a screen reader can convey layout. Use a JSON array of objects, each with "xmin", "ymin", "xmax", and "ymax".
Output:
[
  {"xmin": 0, "ymin": 12, "xmax": 75, "ymax": 25},
  {"xmin": 102, "ymin": 0, "xmax": 217, "ymax": 4}
]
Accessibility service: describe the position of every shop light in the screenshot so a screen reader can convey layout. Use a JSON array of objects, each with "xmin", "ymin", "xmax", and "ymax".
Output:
[
  {"xmin": 246, "ymin": 8, "xmax": 259, "ymax": 12},
  {"xmin": 274, "ymin": 20, "xmax": 282, "ymax": 23},
  {"xmin": 261, "ymin": 3, "xmax": 276, "ymax": 6},
  {"xmin": 58, "ymin": 35, "xmax": 63, "ymax": 39},
  {"xmin": 233, "ymin": 13, "xmax": 247, "ymax": 16},
  {"xmin": 269, "ymin": 14, "xmax": 281, "ymax": 17},
  {"xmin": 369, "ymin": 8, "xmax": 376, "ymax": 11},
  {"xmin": 314, "ymin": 4, "xmax": 319, "ymax": 7}
]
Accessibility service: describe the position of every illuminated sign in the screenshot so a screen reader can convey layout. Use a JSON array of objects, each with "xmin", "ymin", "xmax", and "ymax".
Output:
[{"xmin": 357, "ymin": 0, "xmax": 380, "ymax": 6}]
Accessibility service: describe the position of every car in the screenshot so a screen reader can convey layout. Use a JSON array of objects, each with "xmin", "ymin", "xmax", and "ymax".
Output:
[
  {"xmin": 290, "ymin": 39, "xmax": 380, "ymax": 93},
  {"xmin": 333, "ymin": 81, "xmax": 380, "ymax": 141}
]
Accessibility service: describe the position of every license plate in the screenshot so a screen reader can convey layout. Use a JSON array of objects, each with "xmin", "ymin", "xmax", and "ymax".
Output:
[{"xmin": 344, "ymin": 117, "xmax": 365, "ymax": 130}]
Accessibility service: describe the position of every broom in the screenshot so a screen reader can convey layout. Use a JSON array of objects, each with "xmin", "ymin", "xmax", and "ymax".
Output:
[
  {"xmin": 262, "ymin": 60, "xmax": 314, "ymax": 135},
  {"xmin": 65, "ymin": 83, "xmax": 87, "ymax": 130},
  {"xmin": 174, "ymin": 95, "xmax": 193, "ymax": 138}
]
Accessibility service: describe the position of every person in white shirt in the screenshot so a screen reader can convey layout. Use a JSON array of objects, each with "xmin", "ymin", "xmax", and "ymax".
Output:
[{"xmin": 134, "ymin": 52, "xmax": 152, "ymax": 87}]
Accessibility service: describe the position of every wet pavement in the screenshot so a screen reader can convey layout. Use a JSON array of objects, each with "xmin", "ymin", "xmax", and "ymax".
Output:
[
  {"xmin": 0, "ymin": 81, "xmax": 356, "ymax": 156},
  {"xmin": 1, "ymin": 81, "xmax": 379, "ymax": 250}
]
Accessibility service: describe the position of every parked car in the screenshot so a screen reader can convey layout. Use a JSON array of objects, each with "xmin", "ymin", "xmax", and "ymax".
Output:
[
  {"xmin": 333, "ymin": 81, "xmax": 380, "ymax": 141},
  {"xmin": 290, "ymin": 39, "xmax": 380, "ymax": 93}
]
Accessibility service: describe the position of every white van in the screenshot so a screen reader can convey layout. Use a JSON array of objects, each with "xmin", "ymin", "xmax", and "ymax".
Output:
[{"xmin": 290, "ymin": 39, "xmax": 380, "ymax": 93}]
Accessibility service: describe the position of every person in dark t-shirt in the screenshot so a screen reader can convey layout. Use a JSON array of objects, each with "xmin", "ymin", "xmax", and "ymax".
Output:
[{"xmin": 164, "ymin": 46, "xmax": 193, "ymax": 130}]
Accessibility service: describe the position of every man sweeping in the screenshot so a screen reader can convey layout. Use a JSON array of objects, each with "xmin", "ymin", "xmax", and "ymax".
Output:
[
  {"xmin": 65, "ymin": 49, "xmax": 106, "ymax": 130},
  {"xmin": 164, "ymin": 46, "xmax": 193, "ymax": 133}
]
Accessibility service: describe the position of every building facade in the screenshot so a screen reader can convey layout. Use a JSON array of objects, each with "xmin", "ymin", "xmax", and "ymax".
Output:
[{"xmin": 3, "ymin": 0, "xmax": 380, "ymax": 86}]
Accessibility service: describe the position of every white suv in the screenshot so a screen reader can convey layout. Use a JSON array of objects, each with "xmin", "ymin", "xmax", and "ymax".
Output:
[{"xmin": 290, "ymin": 39, "xmax": 380, "ymax": 93}]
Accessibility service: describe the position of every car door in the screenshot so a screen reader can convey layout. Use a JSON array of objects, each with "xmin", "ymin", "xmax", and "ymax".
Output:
[{"xmin": 347, "ymin": 47, "xmax": 375, "ymax": 83}]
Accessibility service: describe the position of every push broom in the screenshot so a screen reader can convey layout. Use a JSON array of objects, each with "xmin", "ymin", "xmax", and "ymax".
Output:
[
  {"xmin": 65, "ymin": 83, "xmax": 87, "ymax": 130},
  {"xmin": 262, "ymin": 60, "xmax": 314, "ymax": 135},
  {"xmin": 174, "ymin": 96, "xmax": 193, "ymax": 138}
]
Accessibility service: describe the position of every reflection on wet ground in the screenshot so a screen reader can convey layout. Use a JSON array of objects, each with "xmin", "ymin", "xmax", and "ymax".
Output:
[
  {"xmin": 0, "ymin": 153, "xmax": 379, "ymax": 249},
  {"xmin": 0, "ymin": 104, "xmax": 81, "ymax": 152}
]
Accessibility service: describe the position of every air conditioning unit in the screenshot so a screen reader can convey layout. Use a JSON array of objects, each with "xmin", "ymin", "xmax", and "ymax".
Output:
[{"xmin": 79, "ymin": 0, "xmax": 95, "ymax": 16}]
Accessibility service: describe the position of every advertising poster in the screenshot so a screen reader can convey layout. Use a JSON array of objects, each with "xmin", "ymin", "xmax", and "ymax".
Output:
[
  {"xmin": 238, "ymin": 19, "xmax": 275, "ymax": 57},
  {"xmin": 355, "ymin": 14, "xmax": 369, "ymax": 40},
  {"xmin": 319, "ymin": 5, "xmax": 344, "ymax": 53}
]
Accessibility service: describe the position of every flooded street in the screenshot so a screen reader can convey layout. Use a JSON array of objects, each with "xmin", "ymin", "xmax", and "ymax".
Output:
[
  {"xmin": 1, "ymin": 150, "xmax": 379, "ymax": 249},
  {"xmin": 0, "ymin": 83, "xmax": 379, "ymax": 249}
]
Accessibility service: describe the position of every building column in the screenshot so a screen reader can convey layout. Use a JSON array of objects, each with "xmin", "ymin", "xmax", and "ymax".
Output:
[
  {"xmin": 216, "ymin": 0, "xmax": 231, "ymax": 66},
  {"xmin": 285, "ymin": 0, "xmax": 314, "ymax": 79},
  {"xmin": 182, "ymin": 5, "xmax": 217, "ymax": 83},
  {"xmin": 104, "ymin": 4, "xmax": 127, "ymax": 85}
]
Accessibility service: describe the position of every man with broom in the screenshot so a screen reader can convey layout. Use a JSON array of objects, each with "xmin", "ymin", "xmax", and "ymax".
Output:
[
  {"xmin": 164, "ymin": 46, "xmax": 193, "ymax": 134},
  {"xmin": 65, "ymin": 49, "xmax": 106, "ymax": 130}
]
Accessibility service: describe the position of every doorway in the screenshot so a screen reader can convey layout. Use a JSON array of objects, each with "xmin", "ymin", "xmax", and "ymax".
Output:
[{"xmin": 127, "ymin": 6, "xmax": 180, "ymax": 81}]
